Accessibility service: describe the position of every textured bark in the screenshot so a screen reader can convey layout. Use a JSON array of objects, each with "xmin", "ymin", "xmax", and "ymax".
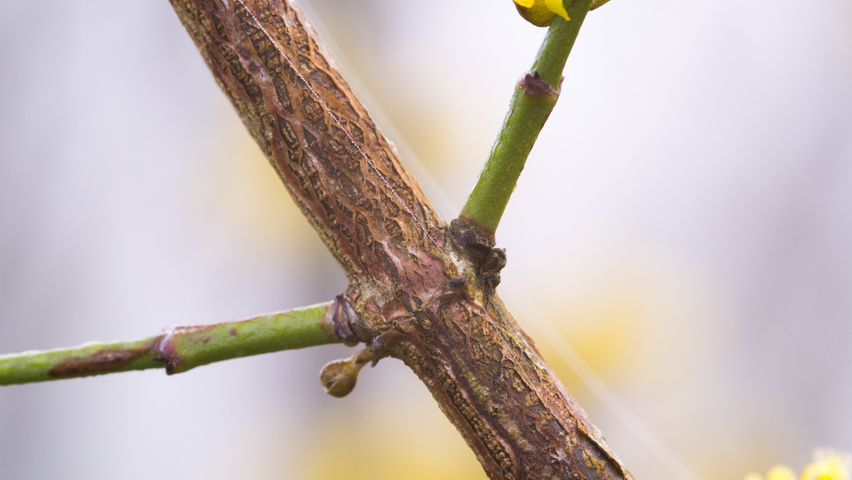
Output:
[{"xmin": 169, "ymin": 1, "xmax": 634, "ymax": 478}]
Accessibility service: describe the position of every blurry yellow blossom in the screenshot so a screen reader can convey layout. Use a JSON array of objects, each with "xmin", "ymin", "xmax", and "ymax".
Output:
[
  {"xmin": 745, "ymin": 450, "xmax": 851, "ymax": 480},
  {"xmin": 745, "ymin": 465, "xmax": 796, "ymax": 480},
  {"xmin": 801, "ymin": 450, "xmax": 851, "ymax": 480},
  {"xmin": 513, "ymin": 0, "xmax": 570, "ymax": 27},
  {"xmin": 768, "ymin": 466, "xmax": 797, "ymax": 480}
]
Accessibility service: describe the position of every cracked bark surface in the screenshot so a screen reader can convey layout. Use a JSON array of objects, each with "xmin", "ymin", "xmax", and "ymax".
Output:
[{"xmin": 169, "ymin": 1, "xmax": 634, "ymax": 478}]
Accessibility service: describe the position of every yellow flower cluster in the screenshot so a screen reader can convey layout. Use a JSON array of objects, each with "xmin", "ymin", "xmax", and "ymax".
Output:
[
  {"xmin": 513, "ymin": 0, "xmax": 570, "ymax": 27},
  {"xmin": 746, "ymin": 450, "xmax": 851, "ymax": 480}
]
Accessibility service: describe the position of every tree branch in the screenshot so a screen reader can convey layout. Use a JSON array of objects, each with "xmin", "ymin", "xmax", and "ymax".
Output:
[
  {"xmin": 167, "ymin": 1, "xmax": 633, "ymax": 478},
  {"xmin": 0, "ymin": 301, "xmax": 339, "ymax": 385},
  {"xmin": 1, "ymin": 0, "xmax": 633, "ymax": 477}
]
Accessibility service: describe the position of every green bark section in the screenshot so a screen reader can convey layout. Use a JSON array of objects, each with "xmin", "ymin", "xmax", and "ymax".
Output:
[
  {"xmin": 162, "ymin": 302, "xmax": 337, "ymax": 374},
  {"xmin": 0, "ymin": 337, "xmax": 163, "ymax": 385},
  {"xmin": 0, "ymin": 301, "xmax": 338, "ymax": 385},
  {"xmin": 459, "ymin": 0, "xmax": 593, "ymax": 236}
]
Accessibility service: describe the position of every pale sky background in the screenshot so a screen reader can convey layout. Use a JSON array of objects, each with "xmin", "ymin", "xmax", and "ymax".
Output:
[{"xmin": 1, "ymin": 1, "xmax": 850, "ymax": 479}]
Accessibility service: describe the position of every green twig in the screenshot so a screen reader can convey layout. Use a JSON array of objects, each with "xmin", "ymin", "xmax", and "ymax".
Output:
[
  {"xmin": 0, "ymin": 301, "xmax": 340, "ymax": 385},
  {"xmin": 458, "ymin": 0, "xmax": 593, "ymax": 238}
]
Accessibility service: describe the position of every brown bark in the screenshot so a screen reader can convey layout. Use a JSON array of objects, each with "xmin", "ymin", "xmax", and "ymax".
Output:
[{"xmin": 168, "ymin": 1, "xmax": 634, "ymax": 478}]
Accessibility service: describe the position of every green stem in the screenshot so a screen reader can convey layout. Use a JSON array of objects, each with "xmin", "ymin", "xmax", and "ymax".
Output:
[
  {"xmin": 0, "ymin": 301, "xmax": 340, "ymax": 385},
  {"xmin": 459, "ymin": 0, "xmax": 592, "ymax": 238},
  {"xmin": 160, "ymin": 301, "xmax": 339, "ymax": 374}
]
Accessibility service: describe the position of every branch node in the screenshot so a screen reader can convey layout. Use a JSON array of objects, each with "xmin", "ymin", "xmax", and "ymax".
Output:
[
  {"xmin": 332, "ymin": 295, "xmax": 363, "ymax": 346},
  {"xmin": 520, "ymin": 71, "xmax": 560, "ymax": 97},
  {"xmin": 448, "ymin": 218, "xmax": 508, "ymax": 291},
  {"xmin": 154, "ymin": 326, "xmax": 183, "ymax": 375}
]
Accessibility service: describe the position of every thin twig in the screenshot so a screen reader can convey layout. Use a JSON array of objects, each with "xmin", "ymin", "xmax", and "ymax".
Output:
[
  {"xmin": 0, "ymin": 301, "xmax": 339, "ymax": 385},
  {"xmin": 459, "ymin": 1, "xmax": 592, "ymax": 238}
]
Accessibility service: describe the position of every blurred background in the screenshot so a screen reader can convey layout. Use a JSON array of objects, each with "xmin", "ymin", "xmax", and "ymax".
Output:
[{"xmin": 1, "ymin": 0, "xmax": 850, "ymax": 479}]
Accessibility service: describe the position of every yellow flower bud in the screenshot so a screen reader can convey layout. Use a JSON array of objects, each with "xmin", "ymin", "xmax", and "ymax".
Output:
[{"xmin": 513, "ymin": 0, "xmax": 570, "ymax": 27}]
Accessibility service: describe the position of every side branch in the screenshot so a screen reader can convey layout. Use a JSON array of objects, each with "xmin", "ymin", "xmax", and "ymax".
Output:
[
  {"xmin": 0, "ymin": 301, "xmax": 340, "ymax": 385},
  {"xmin": 460, "ymin": 2, "xmax": 592, "ymax": 238}
]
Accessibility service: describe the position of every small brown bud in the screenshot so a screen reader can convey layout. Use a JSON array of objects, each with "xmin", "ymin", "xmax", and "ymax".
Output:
[
  {"xmin": 319, "ymin": 347, "xmax": 373, "ymax": 398},
  {"xmin": 320, "ymin": 359, "xmax": 359, "ymax": 397}
]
